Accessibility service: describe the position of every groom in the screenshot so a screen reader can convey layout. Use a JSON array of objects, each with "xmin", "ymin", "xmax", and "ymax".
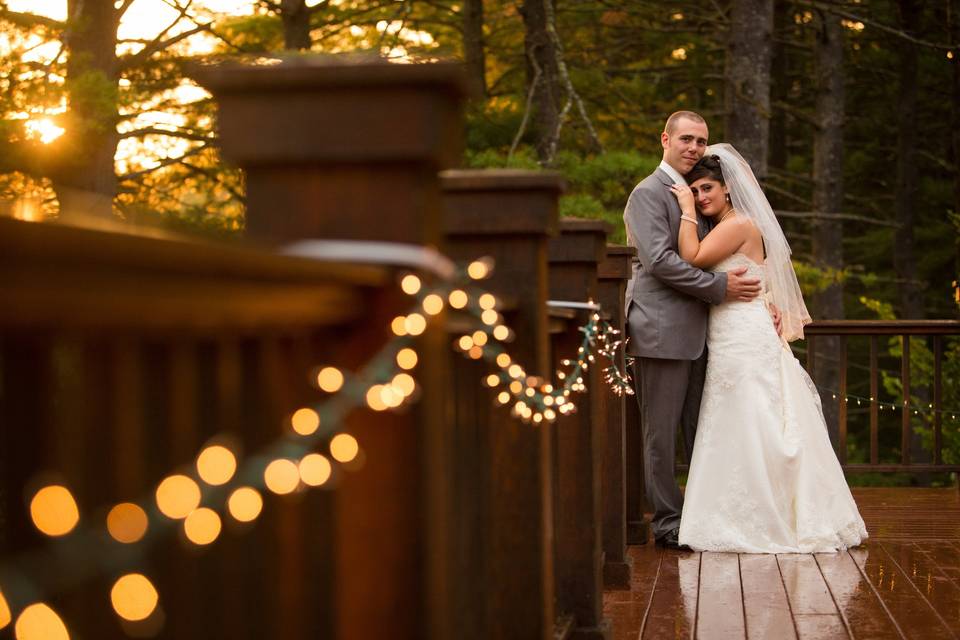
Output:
[{"xmin": 623, "ymin": 111, "xmax": 765, "ymax": 549}]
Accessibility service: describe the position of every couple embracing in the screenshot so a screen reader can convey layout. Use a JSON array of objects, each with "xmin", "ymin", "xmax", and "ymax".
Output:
[{"xmin": 623, "ymin": 111, "xmax": 868, "ymax": 553}]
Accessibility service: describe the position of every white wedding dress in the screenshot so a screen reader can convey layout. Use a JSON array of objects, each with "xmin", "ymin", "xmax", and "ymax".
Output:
[{"xmin": 678, "ymin": 253, "xmax": 868, "ymax": 553}]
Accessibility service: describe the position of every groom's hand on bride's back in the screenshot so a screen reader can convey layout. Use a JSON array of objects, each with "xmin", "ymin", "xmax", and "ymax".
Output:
[{"xmin": 725, "ymin": 267, "xmax": 762, "ymax": 303}]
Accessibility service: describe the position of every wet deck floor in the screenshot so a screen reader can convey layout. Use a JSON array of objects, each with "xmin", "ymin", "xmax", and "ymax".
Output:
[{"xmin": 603, "ymin": 487, "xmax": 960, "ymax": 639}]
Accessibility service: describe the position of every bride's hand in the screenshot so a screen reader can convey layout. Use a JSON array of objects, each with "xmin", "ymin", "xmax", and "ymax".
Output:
[{"xmin": 669, "ymin": 183, "xmax": 696, "ymax": 215}]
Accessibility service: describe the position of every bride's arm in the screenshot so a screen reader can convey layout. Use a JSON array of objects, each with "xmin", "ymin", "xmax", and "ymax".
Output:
[{"xmin": 670, "ymin": 184, "xmax": 747, "ymax": 268}]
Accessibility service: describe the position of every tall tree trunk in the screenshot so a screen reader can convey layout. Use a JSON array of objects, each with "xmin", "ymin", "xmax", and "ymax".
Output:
[
  {"xmin": 894, "ymin": 0, "xmax": 925, "ymax": 318},
  {"xmin": 811, "ymin": 4, "xmax": 846, "ymax": 448},
  {"xmin": 280, "ymin": 0, "xmax": 312, "ymax": 51},
  {"xmin": 725, "ymin": 0, "xmax": 773, "ymax": 178},
  {"xmin": 951, "ymin": 0, "xmax": 960, "ymax": 318},
  {"xmin": 519, "ymin": 0, "xmax": 561, "ymax": 164},
  {"xmin": 53, "ymin": 0, "xmax": 121, "ymax": 219},
  {"xmin": 768, "ymin": 0, "xmax": 789, "ymax": 182},
  {"xmin": 462, "ymin": 0, "xmax": 486, "ymax": 98}
]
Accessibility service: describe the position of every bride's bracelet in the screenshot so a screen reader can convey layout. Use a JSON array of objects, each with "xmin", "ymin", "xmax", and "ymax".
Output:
[{"xmin": 680, "ymin": 214, "xmax": 698, "ymax": 225}]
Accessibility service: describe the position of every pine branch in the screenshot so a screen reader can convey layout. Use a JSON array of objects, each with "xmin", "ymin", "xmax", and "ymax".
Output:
[
  {"xmin": 119, "ymin": 127, "xmax": 216, "ymax": 143},
  {"xmin": 794, "ymin": 0, "xmax": 955, "ymax": 50},
  {"xmin": 0, "ymin": 7, "xmax": 65, "ymax": 31},
  {"xmin": 117, "ymin": 144, "xmax": 209, "ymax": 182}
]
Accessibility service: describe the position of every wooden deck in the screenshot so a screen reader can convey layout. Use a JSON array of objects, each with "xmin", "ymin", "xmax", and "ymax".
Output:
[{"xmin": 603, "ymin": 487, "xmax": 960, "ymax": 639}]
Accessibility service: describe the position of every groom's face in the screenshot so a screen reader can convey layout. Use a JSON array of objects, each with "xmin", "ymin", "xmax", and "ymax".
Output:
[{"xmin": 661, "ymin": 118, "xmax": 709, "ymax": 175}]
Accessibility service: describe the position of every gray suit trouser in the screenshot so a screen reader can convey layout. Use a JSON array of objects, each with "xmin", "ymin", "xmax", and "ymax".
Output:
[{"xmin": 633, "ymin": 352, "xmax": 707, "ymax": 540}]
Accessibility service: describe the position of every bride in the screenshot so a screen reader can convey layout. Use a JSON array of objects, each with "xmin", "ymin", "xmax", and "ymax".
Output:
[{"xmin": 669, "ymin": 144, "xmax": 867, "ymax": 553}]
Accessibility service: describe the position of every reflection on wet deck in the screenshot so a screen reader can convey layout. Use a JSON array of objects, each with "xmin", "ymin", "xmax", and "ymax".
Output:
[{"xmin": 603, "ymin": 488, "xmax": 960, "ymax": 639}]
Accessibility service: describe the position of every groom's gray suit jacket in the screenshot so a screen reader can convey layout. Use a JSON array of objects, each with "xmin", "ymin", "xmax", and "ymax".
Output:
[{"xmin": 623, "ymin": 168, "xmax": 727, "ymax": 360}]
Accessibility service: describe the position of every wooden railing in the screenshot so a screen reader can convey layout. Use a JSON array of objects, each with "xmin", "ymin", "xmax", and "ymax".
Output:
[
  {"xmin": 0, "ymin": 55, "xmax": 955, "ymax": 640},
  {"xmin": 804, "ymin": 321, "xmax": 960, "ymax": 474}
]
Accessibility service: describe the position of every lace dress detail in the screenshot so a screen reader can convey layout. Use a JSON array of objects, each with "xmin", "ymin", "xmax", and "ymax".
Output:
[{"xmin": 679, "ymin": 254, "xmax": 867, "ymax": 553}]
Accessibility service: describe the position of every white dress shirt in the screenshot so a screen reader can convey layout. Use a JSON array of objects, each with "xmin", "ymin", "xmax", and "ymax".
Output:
[{"xmin": 658, "ymin": 159, "xmax": 686, "ymax": 185}]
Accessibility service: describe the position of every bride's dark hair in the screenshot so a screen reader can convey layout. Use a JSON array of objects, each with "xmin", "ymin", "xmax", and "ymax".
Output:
[{"xmin": 686, "ymin": 154, "xmax": 724, "ymax": 185}]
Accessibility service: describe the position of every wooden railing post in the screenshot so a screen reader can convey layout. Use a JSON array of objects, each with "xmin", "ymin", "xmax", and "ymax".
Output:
[
  {"xmin": 597, "ymin": 245, "xmax": 635, "ymax": 589},
  {"xmin": 441, "ymin": 169, "xmax": 562, "ymax": 640},
  {"xmin": 194, "ymin": 58, "xmax": 466, "ymax": 640},
  {"xmin": 548, "ymin": 218, "xmax": 611, "ymax": 639}
]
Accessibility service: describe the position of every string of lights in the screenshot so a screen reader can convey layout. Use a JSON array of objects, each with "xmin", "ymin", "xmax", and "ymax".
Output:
[
  {"xmin": 817, "ymin": 385, "xmax": 960, "ymax": 421},
  {"xmin": 0, "ymin": 255, "xmax": 635, "ymax": 639}
]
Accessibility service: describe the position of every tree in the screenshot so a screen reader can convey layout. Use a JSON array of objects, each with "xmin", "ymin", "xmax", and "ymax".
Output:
[
  {"xmin": 725, "ymin": 0, "xmax": 773, "ymax": 178},
  {"xmin": 811, "ymin": 2, "xmax": 846, "ymax": 445},
  {"xmin": 894, "ymin": 0, "xmax": 925, "ymax": 319}
]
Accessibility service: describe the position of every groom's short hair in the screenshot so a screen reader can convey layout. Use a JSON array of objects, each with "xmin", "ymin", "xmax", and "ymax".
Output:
[{"xmin": 664, "ymin": 110, "xmax": 706, "ymax": 134}]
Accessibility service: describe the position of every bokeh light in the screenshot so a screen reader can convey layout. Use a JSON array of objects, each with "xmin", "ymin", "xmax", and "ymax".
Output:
[
  {"xmin": 316, "ymin": 367, "xmax": 344, "ymax": 393},
  {"xmin": 183, "ymin": 508, "xmax": 221, "ymax": 545},
  {"xmin": 448, "ymin": 289, "xmax": 468, "ymax": 309},
  {"xmin": 29, "ymin": 485, "xmax": 80, "ymax": 537},
  {"xmin": 110, "ymin": 574, "xmax": 158, "ymax": 622},
  {"xmin": 478, "ymin": 293, "xmax": 496, "ymax": 310},
  {"xmin": 264, "ymin": 459, "xmax": 299, "ymax": 495},
  {"xmin": 396, "ymin": 348, "xmax": 418, "ymax": 370},
  {"xmin": 0, "ymin": 589, "xmax": 10, "ymax": 629},
  {"xmin": 392, "ymin": 373, "xmax": 415, "ymax": 396},
  {"xmin": 400, "ymin": 274, "xmax": 421, "ymax": 295},
  {"xmin": 481, "ymin": 309, "xmax": 499, "ymax": 325},
  {"xmin": 365, "ymin": 385, "xmax": 388, "ymax": 411},
  {"xmin": 155, "ymin": 475, "xmax": 201, "ymax": 520},
  {"xmin": 472, "ymin": 330, "xmax": 488, "ymax": 346},
  {"xmin": 14, "ymin": 603, "xmax": 69, "ymax": 640},
  {"xmin": 290, "ymin": 407, "xmax": 320, "ymax": 436},
  {"xmin": 458, "ymin": 335, "xmax": 474, "ymax": 351},
  {"xmin": 467, "ymin": 259, "xmax": 492, "ymax": 279},
  {"xmin": 106, "ymin": 503, "xmax": 148, "ymax": 544},
  {"xmin": 227, "ymin": 487, "xmax": 263, "ymax": 522},
  {"xmin": 329, "ymin": 433, "xmax": 359, "ymax": 463},
  {"xmin": 493, "ymin": 325, "xmax": 510, "ymax": 341},
  {"xmin": 299, "ymin": 454, "xmax": 332, "ymax": 487},
  {"xmin": 496, "ymin": 353, "xmax": 511, "ymax": 367},
  {"xmin": 391, "ymin": 316, "xmax": 408, "ymax": 336},
  {"xmin": 422, "ymin": 294, "xmax": 444, "ymax": 315},
  {"xmin": 404, "ymin": 313, "xmax": 426, "ymax": 336},
  {"xmin": 196, "ymin": 445, "xmax": 236, "ymax": 486}
]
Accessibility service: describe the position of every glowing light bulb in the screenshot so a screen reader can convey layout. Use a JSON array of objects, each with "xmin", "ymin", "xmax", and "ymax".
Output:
[
  {"xmin": 30, "ymin": 485, "xmax": 80, "ymax": 537},
  {"xmin": 184, "ymin": 508, "xmax": 221, "ymax": 545},
  {"xmin": 264, "ymin": 459, "xmax": 300, "ymax": 495},
  {"xmin": 400, "ymin": 274, "xmax": 421, "ymax": 295},
  {"xmin": 106, "ymin": 503, "xmax": 148, "ymax": 544},
  {"xmin": 228, "ymin": 487, "xmax": 263, "ymax": 522},
  {"xmin": 405, "ymin": 313, "xmax": 427, "ymax": 336},
  {"xmin": 291, "ymin": 407, "xmax": 321, "ymax": 435},
  {"xmin": 330, "ymin": 433, "xmax": 359, "ymax": 463},
  {"xmin": 366, "ymin": 385, "xmax": 388, "ymax": 411},
  {"xmin": 392, "ymin": 373, "xmax": 416, "ymax": 396},
  {"xmin": 196, "ymin": 445, "xmax": 236, "ymax": 485},
  {"xmin": 155, "ymin": 475, "xmax": 201, "ymax": 520},
  {"xmin": 14, "ymin": 603, "xmax": 69, "ymax": 640},
  {"xmin": 111, "ymin": 574, "xmax": 158, "ymax": 622},
  {"xmin": 478, "ymin": 293, "xmax": 496, "ymax": 310},
  {"xmin": 396, "ymin": 348, "xmax": 418, "ymax": 370},
  {"xmin": 422, "ymin": 294, "xmax": 444, "ymax": 315},
  {"xmin": 317, "ymin": 367, "xmax": 344, "ymax": 392},
  {"xmin": 299, "ymin": 454, "xmax": 332, "ymax": 486},
  {"xmin": 0, "ymin": 589, "xmax": 10, "ymax": 630},
  {"xmin": 448, "ymin": 289, "xmax": 468, "ymax": 309},
  {"xmin": 467, "ymin": 258, "xmax": 493, "ymax": 279}
]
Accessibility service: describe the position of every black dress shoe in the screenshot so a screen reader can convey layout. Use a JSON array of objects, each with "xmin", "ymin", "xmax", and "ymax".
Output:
[{"xmin": 655, "ymin": 528, "xmax": 691, "ymax": 551}]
